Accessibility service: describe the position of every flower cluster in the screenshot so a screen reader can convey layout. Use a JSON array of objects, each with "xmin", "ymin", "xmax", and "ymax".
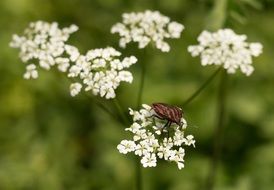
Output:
[
  {"xmin": 188, "ymin": 29, "xmax": 263, "ymax": 76},
  {"xmin": 117, "ymin": 104, "xmax": 195, "ymax": 169},
  {"xmin": 68, "ymin": 47, "xmax": 137, "ymax": 99},
  {"xmin": 10, "ymin": 21, "xmax": 78, "ymax": 79},
  {"xmin": 111, "ymin": 10, "xmax": 184, "ymax": 52},
  {"xmin": 10, "ymin": 21, "xmax": 137, "ymax": 99}
]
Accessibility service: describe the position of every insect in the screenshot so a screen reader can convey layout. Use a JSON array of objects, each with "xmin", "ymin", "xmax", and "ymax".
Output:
[{"xmin": 151, "ymin": 103, "xmax": 184, "ymax": 130}]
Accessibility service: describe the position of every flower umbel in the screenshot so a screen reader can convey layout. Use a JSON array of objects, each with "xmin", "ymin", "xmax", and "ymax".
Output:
[
  {"xmin": 111, "ymin": 10, "xmax": 184, "ymax": 52},
  {"xmin": 188, "ymin": 28, "xmax": 263, "ymax": 76},
  {"xmin": 67, "ymin": 47, "xmax": 137, "ymax": 99},
  {"xmin": 117, "ymin": 104, "xmax": 195, "ymax": 169},
  {"xmin": 10, "ymin": 21, "xmax": 78, "ymax": 76},
  {"xmin": 10, "ymin": 21, "xmax": 137, "ymax": 99}
]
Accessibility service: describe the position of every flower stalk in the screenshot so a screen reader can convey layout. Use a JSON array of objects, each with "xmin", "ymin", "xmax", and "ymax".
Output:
[
  {"xmin": 182, "ymin": 67, "xmax": 222, "ymax": 107},
  {"xmin": 137, "ymin": 50, "xmax": 147, "ymax": 109},
  {"xmin": 136, "ymin": 157, "xmax": 143, "ymax": 190},
  {"xmin": 113, "ymin": 98, "xmax": 129, "ymax": 125},
  {"xmin": 135, "ymin": 50, "xmax": 146, "ymax": 190},
  {"xmin": 205, "ymin": 69, "xmax": 228, "ymax": 190},
  {"xmin": 204, "ymin": 0, "xmax": 229, "ymax": 189}
]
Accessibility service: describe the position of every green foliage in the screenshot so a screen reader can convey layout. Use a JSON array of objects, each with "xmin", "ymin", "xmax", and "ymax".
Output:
[{"xmin": 1, "ymin": 0, "xmax": 274, "ymax": 189}]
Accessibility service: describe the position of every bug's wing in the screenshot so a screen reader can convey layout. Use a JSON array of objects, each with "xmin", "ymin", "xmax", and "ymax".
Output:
[{"xmin": 153, "ymin": 103, "xmax": 170, "ymax": 119}]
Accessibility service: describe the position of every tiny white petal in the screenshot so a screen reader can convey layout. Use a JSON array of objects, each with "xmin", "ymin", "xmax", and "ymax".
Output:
[
  {"xmin": 23, "ymin": 64, "xmax": 38, "ymax": 79},
  {"xmin": 70, "ymin": 83, "xmax": 82, "ymax": 96}
]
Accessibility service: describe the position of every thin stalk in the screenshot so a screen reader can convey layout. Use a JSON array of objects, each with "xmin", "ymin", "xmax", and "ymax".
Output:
[
  {"xmin": 182, "ymin": 67, "xmax": 222, "ymax": 107},
  {"xmin": 137, "ymin": 51, "xmax": 147, "ymax": 109},
  {"xmin": 205, "ymin": 70, "xmax": 228, "ymax": 190},
  {"xmin": 206, "ymin": 0, "xmax": 228, "ymax": 30},
  {"xmin": 204, "ymin": 0, "xmax": 228, "ymax": 188},
  {"xmin": 63, "ymin": 73, "xmax": 123, "ymax": 125},
  {"xmin": 89, "ymin": 95, "xmax": 124, "ymax": 125},
  {"xmin": 135, "ymin": 157, "xmax": 143, "ymax": 190},
  {"xmin": 135, "ymin": 50, "xmax": 148, "ymax": 190},
  {"xmin": 94, "ymin": 99, "xmax": 117, "ymax": 120},
  {"xmin": 113, "ymin": 98, "xmax": 129, "ymax": 125}
]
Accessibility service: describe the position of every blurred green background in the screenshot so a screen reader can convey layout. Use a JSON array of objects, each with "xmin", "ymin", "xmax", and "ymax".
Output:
[{"xmin": 1, "ymin": 0, "xmax": 274, "ymax": 189}]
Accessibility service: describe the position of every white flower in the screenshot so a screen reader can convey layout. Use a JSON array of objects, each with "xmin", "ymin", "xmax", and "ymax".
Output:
[
  {"xmin": 163, "ymin": 137, "xmax": 174, "ymax": 149},
  {"xmin": 188, "ymin": 28, "xmax": 263, "ymax": 76},
  {"xmin": 180, "ymin": 118, "xmax": 188, "ymax": 129},
  {"xmin": 118, "ymin": 71, "xmax": 133, "ymax": 83},
  {"xmin": 117, "ymin": 140, "xmax": 136, "ymax": 154},
  {"xmin": 250, "ymin": 43, "xmax": 263, "ymax": 56},
  {"xmin": 168, "ymin": 22, "xmax": 184, "ymax": 38},
  {"xmin": 70, "ymin": 83, "xmax": 82, "ymax": 97},
  {"xmin": 10, "ymin": 21, "xmax": 78, "ymax": 79},
  {"xmin": 183, "ymin": 135, "xmax": 196, "ymax": 147},
  {"xmin": 141, "ymin": 153, "xmax": 157, "ymax": 167},
  {"xmin": 55, "ymin": 57, "xmax": 70, "ymax": 72},
  {"xmin": 68, "ymin": 47, "xmax": 137, "ymax": 99},
  {"xmin": 169, "ymin": 147, "xmax": 185, "ymax": 170},
  {"xmin": 173, "ymin": 130, "xmax": 185, "ymax": 146},
  {"xmin": 133, "ymin": 129, "xmax": 147, "ymax": 141},
  {"xmin": 125, "ymin": 123, "xmax": 142, "ymax": 133},
  {"xmin": 117, "ymin": 104, "xmax": 195, "ymax": 169},
  {"xmin": 111, "ymin": 10, "xmax": 184, "ymax": 52},
  {"xmin": 169, "ymin": 148, "xmax": 185, "ymax": 162},
  {"xmin": 11, "ymin": 22, "xmax": 136, "ymax": 99},
  {"xmin": 135, "ymin": 140, "xmax": 151, "ymax": 156},
  {"xmin": 23, "ymin": 64, "xmax": 38, "ymax": 79},
  {"xmin": 65, "ymin": 45, "xmax": 80, "ymax": 62},
  {"xmin": 157, "ymin": 145, "xmax": 172, "ymax": 160}
]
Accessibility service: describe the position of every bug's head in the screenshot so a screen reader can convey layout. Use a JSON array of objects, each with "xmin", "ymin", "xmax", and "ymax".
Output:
[
  {"xmin": 177, "ymin": 107, "xmax": 185, "ymax": 128},
  {"xmin": 177, "ymin": 107, "xmax": 184, "ymax": 115}
]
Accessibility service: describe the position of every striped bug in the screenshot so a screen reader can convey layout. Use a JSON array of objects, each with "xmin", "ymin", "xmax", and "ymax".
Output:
[{"xmin": 151, "ymin": 103, "xmax": 184, "ymax": 131}]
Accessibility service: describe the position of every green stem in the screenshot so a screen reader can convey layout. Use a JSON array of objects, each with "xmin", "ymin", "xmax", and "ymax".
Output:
[
  {"xmin": 204, "ymin": 0, "xmax": 228, "ymax": 189},
  {"xmin": 136, "ymin": 157, "xmax": 143, "ymax": 190},
  {"xmin": 137, "ymin": 52, "xmax": 147, "ymax": 109},
  {"xmin": 81, "ymin": 90, "xmax": 124, "ymax": 124},
  {"xmin": 65, "ymin": 74, "xmax": 123, "ymax": 125},
  {"xmin": 205, "ymin": 70, "xmax": 228, "ymax": 190},
  {"xmin": 182, "ymin": 67, "xmax": 222, "ymax": 107},
  {"xmin": 94, "ymin": 99, "xmax": 117, "ymax": 119},
  {"xmin": 90, "ymin": 96, "xmax": 124, "ymax": 125},
  {"xmin": 207, "ymin": 0, "xmax": 228, "ymax": 30},
  {"xmin": 113, "ymin": 98, "xmax": 129, "ymax": 125},
  {"xmin": 135, "ymin": 50, "xmax": 147, "ymax": 190}
]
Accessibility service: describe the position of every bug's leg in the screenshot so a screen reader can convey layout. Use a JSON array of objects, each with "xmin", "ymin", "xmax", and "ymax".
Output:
[
  {"xmin": 152, "ymin": 116, "xmax": 157, "ymax": 126},
  {"xmin": 150, "ymin": 114, "xmax": 166, "ymax": 130},
  {"xmin": 147, "ymin": 115, "xmax": 153, "ymax": 119},
  {"xmin": 153, "ymin": 114, "xmax": 165, "ymax": 120},
  {"xmin": 179, "ymin": 121, "xmax": 185, "ymax": 130},
  {"xmin": 166, "ymin": 122, "xmax": 171, "ymax": 138},
  {"xmin": 161, "ymin": 121, "xmax": 171, "ymax": 134},
  {"xmin": 180, "ymin": 122, "xmax": 183, "ymax": 130},
  {"xmin": 147, "ymin": 107, "xmax": 156, "ymax": 119},
  {"xmin": 161, "ymin": 121, "xmax": 169, "ymax": 132},
  {"xmin": 147, "ymin": 114, "xmax": 164, "ymax": 122},
  {"xmin": 165, "ymin": 121, "xmax": 172, "ymax": 130},
  {"xmin": 149, "ymin": 115, "xmax": 162, "ymax": 128}
]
